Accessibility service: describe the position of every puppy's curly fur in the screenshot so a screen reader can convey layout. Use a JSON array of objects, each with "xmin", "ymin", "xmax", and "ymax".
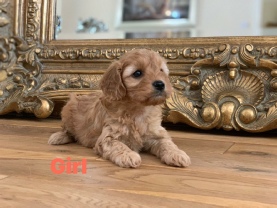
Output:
[{"xmin": 48, "ymin": 49, "xmax": 190, "ymax": 168}]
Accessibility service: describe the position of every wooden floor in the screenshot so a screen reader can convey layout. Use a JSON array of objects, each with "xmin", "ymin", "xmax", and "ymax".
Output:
[{"xmin": 0, "ymin": 117, "xmax": 277, "ymax": 208}]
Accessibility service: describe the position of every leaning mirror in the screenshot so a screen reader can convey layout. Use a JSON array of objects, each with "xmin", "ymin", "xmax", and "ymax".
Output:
[{"xmin": 1, "ymin": 0, "xmax": 277, "ymax": 132}]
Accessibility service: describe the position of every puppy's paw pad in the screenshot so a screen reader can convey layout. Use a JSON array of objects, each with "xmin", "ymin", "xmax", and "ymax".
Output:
[
  {"xmin": 115, "ymin": 151, "xmax": 141, "ymax": 168},
  {"xmin": 162, "ymin": 150, "xmax": 191, "ymax": 167}
]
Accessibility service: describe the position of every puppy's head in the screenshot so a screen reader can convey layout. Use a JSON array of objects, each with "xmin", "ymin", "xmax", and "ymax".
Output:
[{"xmin": 100, "ymin": 49, "xmax": 172, "ymax": 105}]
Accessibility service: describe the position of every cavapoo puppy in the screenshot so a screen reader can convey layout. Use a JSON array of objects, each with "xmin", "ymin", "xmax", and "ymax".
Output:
[{"xmin": 48, "ymin": 49, "xmax": 191, "ymax": 168}]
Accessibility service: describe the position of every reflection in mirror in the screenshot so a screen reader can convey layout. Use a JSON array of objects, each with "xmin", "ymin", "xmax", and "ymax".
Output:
[{"xmin": 56, "ymin": 0, "xmax": 277, "ymax": 39}]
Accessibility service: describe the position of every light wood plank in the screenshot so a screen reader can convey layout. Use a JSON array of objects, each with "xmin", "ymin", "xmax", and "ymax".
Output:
[{"xmin": 1, "ymin": 118, "xmax": 277, "ymax": 207}]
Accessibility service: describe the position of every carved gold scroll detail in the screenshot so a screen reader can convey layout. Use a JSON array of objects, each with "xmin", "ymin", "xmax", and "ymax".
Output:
[
  {"xmin": 2, "ymin": 0, "xmax": 277, "ymax": 132},
  {"xmin": 2, "ymin": 39, "xmax": 277, "ymax": 132},
  {"xmin": 163, "ymin": 44, "xmax": 277, "ymax": 132},
  {"xmin": 0, "ymin": 0, "xmax": 9, "ymax": 28},
  {"xmin": 0, "ymin": 37, "xmax": 53, "ymax": 118}
]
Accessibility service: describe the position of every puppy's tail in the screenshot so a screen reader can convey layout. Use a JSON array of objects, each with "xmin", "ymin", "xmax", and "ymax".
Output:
[{"xmin": 48, "ymin": 131, "xmax": 74, "ymax": 145}]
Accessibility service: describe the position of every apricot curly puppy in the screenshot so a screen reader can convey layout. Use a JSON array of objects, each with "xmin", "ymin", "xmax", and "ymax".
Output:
[{"xmin": 48, "ymin": 49, "xmax": 191, "ymax": 168}]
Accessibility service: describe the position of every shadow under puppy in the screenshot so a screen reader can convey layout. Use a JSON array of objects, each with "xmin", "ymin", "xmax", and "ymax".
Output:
[{"xmin": 49, "ymin": 49, "xmax": 191, "ymax": 168}]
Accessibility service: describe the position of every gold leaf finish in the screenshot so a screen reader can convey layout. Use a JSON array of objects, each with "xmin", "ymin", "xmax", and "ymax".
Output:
[
  {"xmin": 163, "ymin": 92, "xmax": 221, "ymax": 130},
  {"xmin": 2, "ymin": 0, "xmax": 277, "ymax": 133},
  {"xmin": 202, "ymin": 71, "xmax": 264, "ymax": 106},
  {"xmin": 0, "ymin": 37, "xmax": 53, "ymax": 118},
  {"xmin": 164, "ymin": 43, "xmax": 277, "ymax": 132}
]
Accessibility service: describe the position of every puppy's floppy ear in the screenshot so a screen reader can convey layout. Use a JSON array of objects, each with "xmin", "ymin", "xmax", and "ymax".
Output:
[{"xmin": 100, "ymin": 61, "xmax": 126, "ymax": 100}]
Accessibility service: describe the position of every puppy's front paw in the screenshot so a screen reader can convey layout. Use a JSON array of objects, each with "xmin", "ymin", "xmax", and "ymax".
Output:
[
  {"xmin": 161, "ymin": 150, "xmax": 191, "ymax": 167},
  {"xmin": 114, "ymin": 151, "xmax": 141, "ymax": 168}
]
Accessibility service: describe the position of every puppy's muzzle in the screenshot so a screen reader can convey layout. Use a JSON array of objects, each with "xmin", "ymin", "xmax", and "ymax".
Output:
[{"xmin": 152, "ymin": 80, "xmax": 165, "ymax": 91}]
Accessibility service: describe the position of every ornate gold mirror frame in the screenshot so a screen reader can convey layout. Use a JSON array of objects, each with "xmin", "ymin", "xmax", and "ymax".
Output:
[{"xmin": 1, "ymin": 0, "xmax": 277, "ymax": 132}]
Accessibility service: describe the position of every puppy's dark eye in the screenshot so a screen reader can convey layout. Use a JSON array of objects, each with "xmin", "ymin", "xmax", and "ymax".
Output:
[
  {"xmin": 160, "ymin": 69, "xmax": 163, "ymax": 72},
  {"xmin": 132, "ymin": 70, "xmax": 143, "ymax": 78}
]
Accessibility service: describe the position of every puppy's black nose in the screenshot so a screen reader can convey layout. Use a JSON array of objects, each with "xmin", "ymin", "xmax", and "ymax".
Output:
[{"xmin": 152, "ymin": 80, "xmax": 165, "ymax": 91}]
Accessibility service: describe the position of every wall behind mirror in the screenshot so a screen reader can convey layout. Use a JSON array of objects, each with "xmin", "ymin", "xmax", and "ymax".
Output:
[{"xmin": 56, "ymin": 0, "xmax": 277, "ymax": 40}]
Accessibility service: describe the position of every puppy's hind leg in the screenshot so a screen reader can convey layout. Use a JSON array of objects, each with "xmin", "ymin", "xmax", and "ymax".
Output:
[{"xmin": 48, "ymin": 131, "xmax": 75, "ymax": 145}]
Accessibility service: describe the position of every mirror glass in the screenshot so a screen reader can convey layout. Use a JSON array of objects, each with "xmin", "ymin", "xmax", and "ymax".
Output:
[{"xmin": 56, "ymin": 0, "xmax": 277, "ymax": 39}]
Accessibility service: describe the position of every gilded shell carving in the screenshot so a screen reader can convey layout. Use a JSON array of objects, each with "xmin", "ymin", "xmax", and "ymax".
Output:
[{"xmin": 202, "ymin": 71, "xmax": 264, "ymax": 106}]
